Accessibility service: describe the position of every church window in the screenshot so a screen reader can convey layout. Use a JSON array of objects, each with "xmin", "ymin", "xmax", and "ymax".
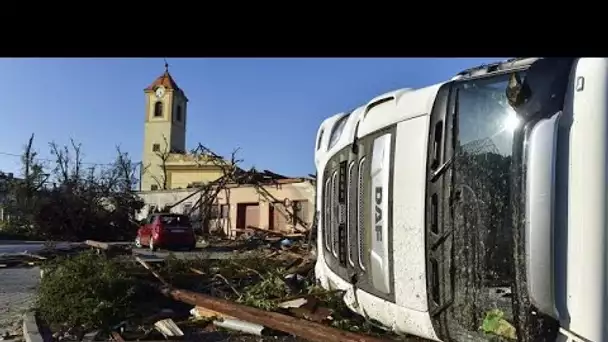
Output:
[
  {"xmin": 154, "ymin": 101, "xmax": 163, "ymax": 117},
  {"xmin": 176, "ymin": 105, "xmax": 182, "ymax": 122},
  {"xmin": 152, "ymin": 143, "xmax": 160, "ymax": 152}
]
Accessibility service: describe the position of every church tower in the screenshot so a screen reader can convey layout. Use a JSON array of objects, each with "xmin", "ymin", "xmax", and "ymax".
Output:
[{"xmin": 141, "ymin": 63, "xmax": 188, "ymax": 191}]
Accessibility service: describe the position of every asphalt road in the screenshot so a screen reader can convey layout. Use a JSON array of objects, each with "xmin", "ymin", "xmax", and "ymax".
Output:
[
  {"xmin": 0, "ymin": 241, "xmax": 43, "ymax": 337},
  {"xmin": 0, "ymin": 240, "xmax": 81, "ymax": 337}
]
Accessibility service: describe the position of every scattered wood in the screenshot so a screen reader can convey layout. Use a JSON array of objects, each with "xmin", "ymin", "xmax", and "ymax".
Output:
[
  {"xmin": 281, "ymin": 295, "xmax": 333, "ymax": 323},
  {"xmin": 134, "ymin": 256, "xmax": 170, "ymax": 287},
  {"xmin": 277, "ymin": 297, "xmax": 309, "ymax": 309},
  {"xmin": 191, "ymin": 307, "xmax": 267, "ymax": 336},
  {"xmin": 110, "ymin": 331, "xmax": 126, "ymax": 342},
  {"xmin": 212, "ymin": 273, "xmax": 241, "ymax": 297},
  {"xmin": 154, "ymin": 318, "xmax": 184, "ymax": 338},
  {"xmin": 289, "ymin": 306, "xmax": 333, "ymax": 323},
  {"xmin": 245, "ymin": 225, "xmax": 305, "ymax": 238},
  {"xmin": 134, "ymin": 255, "xmax": 384, "ymax": 342},
  {"xmin": 85, "ymin": 240, "xmax": 131, "ymax": 257},
  {"xmin": 191, "ymin": 306, "xmax": 233, "ymax": 320},
  {"xmin": 20, "ymin": 252, "xmax": 47, "ymax": 260},
  {"xmin": 159, "ymin": 286, "xmax": 386, "ymax": 342},
  {"xmin": 189, "ymin": 267, "xmax": 205, "ymax": 275},
  {"xmin": 84, "ymin": 240, "xmax": 112, "ymax": 250},
  {"xmin": 214, "ymin": 318, "xmax": 266, "ymax": 336}
]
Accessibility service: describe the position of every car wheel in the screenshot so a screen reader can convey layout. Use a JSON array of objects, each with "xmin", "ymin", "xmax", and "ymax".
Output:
[
  {"xmin": 149, "ymin": 238, "xmax": 157, "ymax": 251},
  {"xmin": 134, "ymin": 236, "xmax": 142, "ymax": 248}
]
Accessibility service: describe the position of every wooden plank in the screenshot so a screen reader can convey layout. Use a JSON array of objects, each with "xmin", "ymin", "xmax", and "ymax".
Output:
[
  {"xmin": 85, "ymin": 240, "xmax": 111, "ymax": 250},
  {"xmin": 110, "ymin": 331, "xmax": 126, "ymax": 342}
]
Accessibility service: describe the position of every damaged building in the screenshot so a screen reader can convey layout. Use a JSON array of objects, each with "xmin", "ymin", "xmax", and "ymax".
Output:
[
  {"xmin": 137, "ymin": 65, "xmax": 315, "ymax": 237},
  {"xmin": 137, "ymin": 170, "xmax": 315, "ymax": 237}
]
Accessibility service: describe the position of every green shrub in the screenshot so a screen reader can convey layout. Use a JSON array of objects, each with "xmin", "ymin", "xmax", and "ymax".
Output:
[{"xmin": 36, "ymin": 251, "xmax": 140, "ymax": 330}]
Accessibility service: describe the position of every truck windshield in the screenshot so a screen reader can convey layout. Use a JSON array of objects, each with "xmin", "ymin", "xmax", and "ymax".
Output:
[
  {"xmin": 451, "ymin": 72, "xmax": 522, "ymax": 335},
  {"xmin": 448, "ymin": 58, "xmax": 573, "ymax": 340}
]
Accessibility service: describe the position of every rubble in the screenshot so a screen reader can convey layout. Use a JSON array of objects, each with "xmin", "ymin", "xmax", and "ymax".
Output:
[
  {"xmin": 0, "ymin": 243, "xmax": 88, "ymax": 269},
  {"xmin": 153, "ymin": 318, "xmax": 184, "ymax": 338},
  {"xmin": 29, "ymin": 233, "xmax": 432, "ymax": 342}
]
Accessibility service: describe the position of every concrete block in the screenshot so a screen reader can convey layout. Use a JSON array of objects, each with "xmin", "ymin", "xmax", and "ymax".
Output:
[{"xmin": 22, "ymin": 313, "xmax": 42, "ymax": 342}]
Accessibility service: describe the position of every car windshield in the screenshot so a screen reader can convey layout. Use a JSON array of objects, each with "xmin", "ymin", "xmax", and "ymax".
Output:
[{"xmin": 159, "ymin": 215, "xmax": 190, "ymax": 227}]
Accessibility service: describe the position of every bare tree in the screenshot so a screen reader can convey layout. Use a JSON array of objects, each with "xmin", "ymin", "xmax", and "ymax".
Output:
[
  {"xmin": 4, "ymin": 135, "xmax": 144, "ymax": 241},
  {"xmin": 114, "ymin": 146, "xmax": 140, "ymax": 192},
  {"xmin": 160, "ymin": 144, "xmax": 242, "ymax": 235},
  {"xmin": 5, "ymin": 133, "xmax": 48, "ymax": 234},
  {"xmin": 21, "ymin": 133, "xmax": 48, "ymax": 194},
  {"xmin": 195, "ymin": 145, "xmax": 242, "ymax": 235},
  {"xmin": 49, "ymin": 139, "xmax": 83, "ymax": 185}
]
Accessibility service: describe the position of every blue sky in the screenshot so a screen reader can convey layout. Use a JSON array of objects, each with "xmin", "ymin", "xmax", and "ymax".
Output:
[{"xmin": 0, "ymin": 58, "xmax": 504, "ymax": 177}]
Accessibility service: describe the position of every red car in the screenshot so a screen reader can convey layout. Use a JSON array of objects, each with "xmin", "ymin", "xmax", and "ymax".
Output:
[{"xmin": 135, "ymin": 213, "xmax": 196, "ymax": 251}]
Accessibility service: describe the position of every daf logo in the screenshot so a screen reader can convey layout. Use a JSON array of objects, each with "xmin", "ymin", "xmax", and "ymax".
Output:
[{"xmin": 374, "ymin": 186, "xmax": 383, "ymax": 242}]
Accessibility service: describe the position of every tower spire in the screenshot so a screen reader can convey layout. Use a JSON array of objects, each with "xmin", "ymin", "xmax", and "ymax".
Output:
[{"xmin": 164, "ymin": 58, "xmax": 169, "ymax": 73}]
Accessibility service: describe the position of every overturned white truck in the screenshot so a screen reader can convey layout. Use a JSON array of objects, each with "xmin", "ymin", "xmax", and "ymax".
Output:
[{"xmin": 314, "ymin": 57, "xmax": 605, "ymax": 342}]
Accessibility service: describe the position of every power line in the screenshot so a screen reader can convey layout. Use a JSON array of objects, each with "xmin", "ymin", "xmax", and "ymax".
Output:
[{"xmin": 0, "ymin": 151, "xmax": 141, "ymax": 167}]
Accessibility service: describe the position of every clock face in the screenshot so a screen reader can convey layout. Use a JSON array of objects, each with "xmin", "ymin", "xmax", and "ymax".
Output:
[{"xmin": 155, "ymin": 86, "xmax": 165, "ymax": 98}]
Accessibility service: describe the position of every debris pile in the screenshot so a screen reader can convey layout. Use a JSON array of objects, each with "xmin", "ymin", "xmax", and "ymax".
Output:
[
  {"xmin": 0, "ymin": 242, "xmax": 88, "ymax": 269},
  {"xmin": 31, "ymin": 238, "xmax": 429, "ymax": 342}
]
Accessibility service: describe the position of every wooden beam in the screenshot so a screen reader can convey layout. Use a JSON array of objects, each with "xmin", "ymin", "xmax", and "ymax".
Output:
[
  {"xmin": 158, "ymin": 287, "xmax": 387, "ymax": 342},
  {"xmin": 84, "ymin": 240, "xmax": 111, "ymax": 250},
  {"xmin": 134, "ymin": 255, "xmax": 384, "ymax": 342}
]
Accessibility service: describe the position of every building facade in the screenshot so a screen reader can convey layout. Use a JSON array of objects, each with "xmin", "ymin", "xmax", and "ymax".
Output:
[
  {"xmin": 141, "ymin": 65, "xmax": 224, "ymax": 191},
  {"xmin": 137, "ymin": 179, "xmax": 315, "ymax": 237},
  {"xmin": 137, "ymin": 64, "xmax": 316, "ymax": 236}
]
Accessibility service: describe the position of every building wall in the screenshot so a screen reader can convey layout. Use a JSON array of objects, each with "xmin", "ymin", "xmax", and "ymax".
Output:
[
  {"xmin": 142, "ymin": 90, "xmax": 178, "ymax": 191},
  {"xmin": 141, "ymin": 71, "xmax": 232, "ymax": 192},
  {"xmin": 167, "ymin": 169, "xmax": 224, "ymax": 189},
  {"xmin": 142, "ymin": 87, "xmax": 189, "ymax": 191},
  {"xmin": 136, "ymin": 180, "xmax": 316, "ymax": 236}
]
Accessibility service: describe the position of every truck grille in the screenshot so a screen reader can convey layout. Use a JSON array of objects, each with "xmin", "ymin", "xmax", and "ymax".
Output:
[
  {"xmin": 347, "ymin": 161, "xmax": 357, "ymax": 266},
  {"xmin": 357, "ymin": 157, "xmax": 366, "ymax": 270},
  {"xmin": 323, "ymin": 176, "xmax": 331, "ymax": 251},
  {"xmin": 331, "ymin": 171, "xmax": 338, "ymax": 257}
]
